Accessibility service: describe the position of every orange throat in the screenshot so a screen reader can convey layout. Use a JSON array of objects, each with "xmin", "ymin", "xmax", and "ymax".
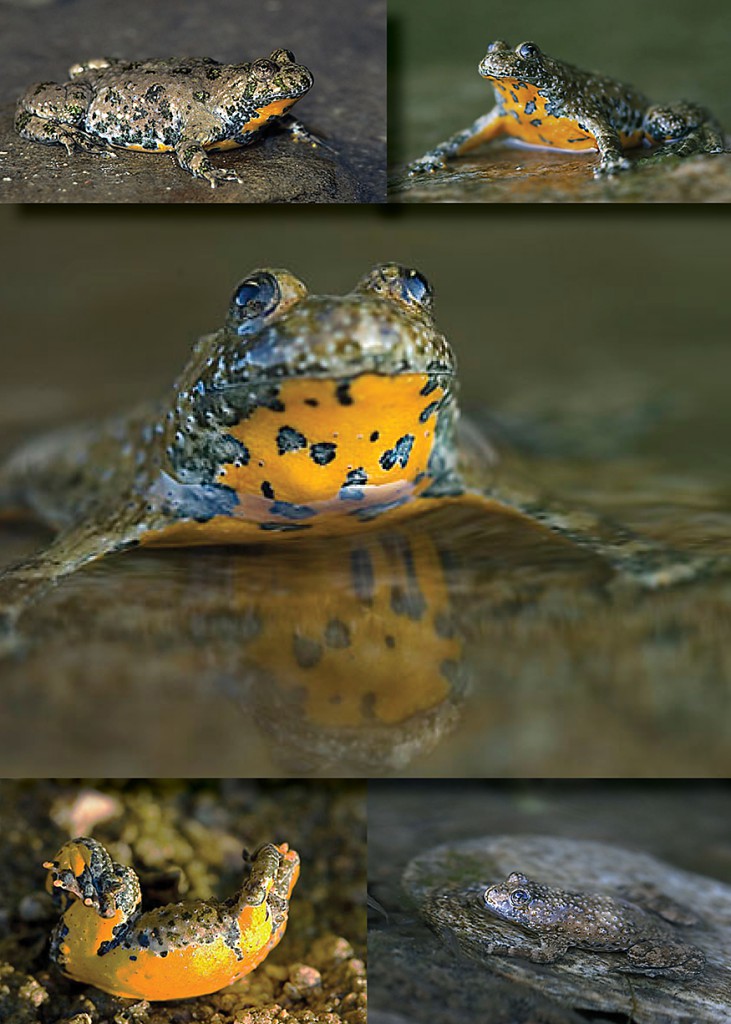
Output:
[{"xmin": 143, "ymin": 372, "xmax": 448, "ymax": 545}]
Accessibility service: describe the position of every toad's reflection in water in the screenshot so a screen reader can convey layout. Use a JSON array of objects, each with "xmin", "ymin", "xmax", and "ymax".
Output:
[
  {"xmin": 0, "ymin": 490, "xmax": 726, "ymax": 776},
  {"xmin": 211, "ymin": 502, "xmax": 608, "ymax": 774},
  {"xmin": 210, "ymin": 515, "xmax": 470, "ymax": 773}
]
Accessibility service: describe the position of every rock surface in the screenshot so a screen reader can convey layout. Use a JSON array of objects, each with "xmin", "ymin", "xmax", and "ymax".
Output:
[
  {"xmin": 403, "ymin": 835, "xmax": 731, "ymax": 1024},
  {"xmin": 390, "ymin": 141, "xmax": 731, "ymax": 203}
]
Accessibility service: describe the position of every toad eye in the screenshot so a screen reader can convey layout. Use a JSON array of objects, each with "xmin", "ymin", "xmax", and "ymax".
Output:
[
  {"xmin": 356, "ymin": 263, "xmax": 434, "ymax": 313},
  {"xmin": 510, "ymin": 889, "xmax": 531, "ymax": 904},
  {"xmin": 402, "ymin": 268, "xmax": 433, "ymax": 308},
  {"xmin": 487, "ymin": 40, "xmax": 509, "ymax": 53},
  {"xmin": 253, "ymin": 58, "xmax": 277, "ymax": 75},
  {"xmin": 517, "ymin": 41, "xmax": 541, "ymax": 59},
  {"xmin": 229, "ymin": 272, "xmax": 281, "ymax": 334}
]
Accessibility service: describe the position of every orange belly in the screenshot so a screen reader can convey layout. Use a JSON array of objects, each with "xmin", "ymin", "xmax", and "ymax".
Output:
[
  {"xmin": 142, "ymin": 372, "xmax": 446, "ymax": 544},
  {"xmin": 491, "ymin": 79, "xmax": 644, "ymax": 152}
]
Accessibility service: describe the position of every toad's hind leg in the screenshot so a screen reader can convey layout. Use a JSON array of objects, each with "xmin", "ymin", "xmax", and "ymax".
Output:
[
  {"xmin": 0, "ymin": 518, "xmax": 140, "ymax": 639},
  {"xmin": 406, "ymin": 108, "xmax": 506, "ymax": 174},
  {"xmin": 451, "ymin": 482, "xmax": 723, "ymax": 591},
  {"xmin": 644, "ymin": 102, "xmax": 725, "ymax": 158},
  {"xmin": 14, "ymin": 81, "xmax": 110, "ymax": 155}
]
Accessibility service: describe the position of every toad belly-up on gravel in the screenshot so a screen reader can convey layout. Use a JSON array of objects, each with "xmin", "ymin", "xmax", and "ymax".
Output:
[
  {"xmin": 44, "ymin": 837, "xmax": 299, "ymax": 1000},
  {"xmin": 15, "ymin": 51, "xmax": 317, "ymax": 187},
  {"xmin": 0, "ymin": 263, "xmax": 713, "ymax": 628},
  {"xmin": 406, "ymin": 40, "xmax": 725, "ymax": 178}
]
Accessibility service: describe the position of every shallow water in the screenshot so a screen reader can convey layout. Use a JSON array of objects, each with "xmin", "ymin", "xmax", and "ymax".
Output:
[{"xmin": 0, "ymin": 207, "xmax": 729, "ymax": 776}]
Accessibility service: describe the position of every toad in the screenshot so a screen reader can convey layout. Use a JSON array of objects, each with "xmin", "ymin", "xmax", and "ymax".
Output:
[
  {"xmin": 15, "ymin": 50, "xmax": 316, "ymax": 186},
  {"xmin": 483, "ymin": 872, "xmax": 706, "ymax": 978},
  {"xmin": 406, "ymin": 40, "xmax": 724, "ymax": 178},
  {"xmin": 44, "ymin": 837, "xmax": 299, "ymax": 999}
]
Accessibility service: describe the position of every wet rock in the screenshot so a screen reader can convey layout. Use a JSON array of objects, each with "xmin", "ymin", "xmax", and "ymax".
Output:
[
  {"xmin": 0, "ymin": 105, "xmax": 364, "ymax": 203},
  {"xmin": 390, "ymin": 139, "xmax": 731, "ymax": 203}
]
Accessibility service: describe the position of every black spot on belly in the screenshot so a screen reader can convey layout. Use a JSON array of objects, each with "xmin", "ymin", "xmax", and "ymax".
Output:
[
  {"xmin": 370, "ymin": 430, "xmax": 380, "ymax": 442},
  {"xmin": 524, "ymin": 100, "xmax": 537, "ymax": 115},
  {"xmin": 380, "ymin": 435, "xmax": 415, "ymax": 471},
  {"xmin": 530, "ymin": 118, "xmax": 543, "ymax": 127},
  {"xmin": 304, "ymin": 398, "xmax": 319, "ymax": 407},
  {"xmin": 350, "ymin": 547, "xmax": 374, "ymax": 601},
  {"xmin": 269, "ymin": 500, "xmax": 316, "ymax": 520},
  {"xmin": 339, "ymin": 467, "xmax": 368, "ymax": 501},
  {"xmin": 277, "ymin": 426, "xmax": 307, "ymax": 454},
  {"xmin": 261, "ymin": 481, "xmax": 275, "ymax": 500},
  {"xmin": 310, "ymin": 441, "xmax": 337, "ymax": 465},
  {"xmin": 325, "ymin": 619, "xmax": 351, "ymax": 648},
  {"xmin": 335, "ymin": 382, "xmax": 353, "ymax": 406},
  {"xmin": 510, "ymin": 91, "xmax": 519, "ymax": 103},
  {"xmin": 293, "ymin": 635, "xmax": 322, "ymax": 669}
]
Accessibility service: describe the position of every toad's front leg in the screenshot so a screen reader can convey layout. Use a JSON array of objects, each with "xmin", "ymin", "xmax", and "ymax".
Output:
[
  {"xmin": 278, "ymin": 113, "xmax": 333, "ymax": 152},
  {"xmin": 406, "ymin": 107, "xmax": 505, "ymax": 174},
  {"xmin": 579, "ymin": 113, "xmax": 632, "ymax": 177},
  {"xmin": 174, "ymin": 124, "xmax": 245, "ymax": 187},
  {"xmin": 44, "ymin": 837, "xmax": 141, "ymax": 974},
  {"xmin": 0, "ymin": 515, "xmax": 143, "ymax": 638}
]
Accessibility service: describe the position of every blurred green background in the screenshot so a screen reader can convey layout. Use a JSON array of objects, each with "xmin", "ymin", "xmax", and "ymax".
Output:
[
  {"xmin": 1, "ymin": 205, "xmax": 728, "ymax": 479},
  {"xmin": 390, "ymin": 0, "xmax": 731, "ymax": 163}
]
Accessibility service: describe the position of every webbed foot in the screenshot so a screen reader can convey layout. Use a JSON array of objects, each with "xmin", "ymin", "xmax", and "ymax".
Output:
[
  {"xmin": 594, "ymin": 153, "xmax": 633, "ymax": 178},
  {"xmin": 175, "ymin": 141, "xmax": 245, "ymax": 187},
  {"xmin": 406, "ymin": 151, "xmax": 449, "ymax": 175}
]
